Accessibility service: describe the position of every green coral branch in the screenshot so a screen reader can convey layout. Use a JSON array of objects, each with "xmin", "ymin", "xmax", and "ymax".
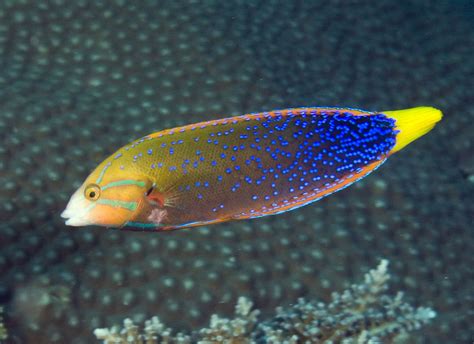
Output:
[{"xmin": 94, "ymin": 260, "xmax": 436, "ymax": 343}]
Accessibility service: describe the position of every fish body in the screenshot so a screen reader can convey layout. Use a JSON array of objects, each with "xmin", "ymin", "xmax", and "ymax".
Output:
[{"xmin": 61, "ymin": 106, "xmax": 442, "ymax": 231}]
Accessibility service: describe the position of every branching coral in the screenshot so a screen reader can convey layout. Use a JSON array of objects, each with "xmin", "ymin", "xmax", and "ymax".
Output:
[
  {"xmin": 198, "ymin": 297, "xmax": 259, "ymax": 343},
  {"xmin": 94, "ymin": 260, "xmax": 435, "ymax": 343},
  {"xmin": 94, "ymin": 316, "xmax": 191, "ymax": 344},
  {"xmin": 0, "ymin": 307, "xmax": 7, "ymax": 342},
  {"xmin": 256, "ymin": 260, "xmax": 436, "ymax": 343},
  {"xmin": 93, "ymin": 297, "xmax": 258, "ymax": 344}
]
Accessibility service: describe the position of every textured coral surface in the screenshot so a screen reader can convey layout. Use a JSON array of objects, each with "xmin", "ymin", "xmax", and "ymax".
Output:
[
  {"xmin": 94, "ymin": 261, "xmax": 437, "ymax": 343},
  {"xmin": 0, "ymin": 1, "xmax": 472, "ymax": 343}
]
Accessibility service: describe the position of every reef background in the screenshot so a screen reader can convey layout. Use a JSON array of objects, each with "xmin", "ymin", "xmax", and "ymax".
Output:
[{"xmin": 0, "ymin": 0, "xmax": 472, "ymax": 343}]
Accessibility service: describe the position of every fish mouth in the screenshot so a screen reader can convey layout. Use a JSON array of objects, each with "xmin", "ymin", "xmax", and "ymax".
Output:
[
  {"xmin": 61, "ymin": 188, "xmax": 94, "ymax": 227},
  {"xmin": 61, "ymin": 209, "xmax": 90, "ymax": 226}
]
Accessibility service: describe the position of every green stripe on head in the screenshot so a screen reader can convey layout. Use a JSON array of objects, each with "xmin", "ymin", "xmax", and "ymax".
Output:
[
  {"xmin": 97, "ymin": 199, "xmax": 138, "ymax": 211},
  {"xmin": 101, "ymin": 180, "xmax": 146, "ymax": 191},
  {"xmin": 95, "ymin": 162, "xmax": 112, "ymax": 184}
]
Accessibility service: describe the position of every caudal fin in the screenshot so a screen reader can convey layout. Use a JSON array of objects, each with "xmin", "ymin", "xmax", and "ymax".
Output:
[{"xmin": 383, "ymin": 107, "xmax": 443, "ymax": 153}]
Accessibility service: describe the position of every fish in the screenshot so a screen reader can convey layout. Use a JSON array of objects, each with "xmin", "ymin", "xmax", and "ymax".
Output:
[{"xmin": 61, "ymin": 106, "xmax": 442, "ymax": 231}]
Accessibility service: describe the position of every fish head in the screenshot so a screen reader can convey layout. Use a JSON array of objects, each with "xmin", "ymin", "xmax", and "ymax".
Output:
[{"xmin": 61, "ymin": 158, "xmax": 155, "ymax": 228}]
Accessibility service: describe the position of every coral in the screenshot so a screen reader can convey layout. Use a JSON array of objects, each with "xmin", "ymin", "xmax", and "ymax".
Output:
[
  {"xmin": 12, "ymin": 281, "xmax": 71, "ymax": 331},
  {"xmin": 93, "ymin": 297, "xmax": 258, "ymax": 344},
  {"xmin": 0, "ymin": 307, "xmax": 7, "ymax": 342},
  {"xmin": 255, "ymin": 260, "xmax": 435, "ymax": 343},
  {"xmin": 0, "ymin": 1, "xmax": 472, "ymax": 343},
  {"xmin": 94, "ymin": 260, "xmax": 435, "ymax": 343},
  {"xmin": 94, "ymin": 316, "xmax": 191, "ymax": 344},
  {"xmin": 198, "ymin": 297, "xmax": 259, "ymax": 343}
]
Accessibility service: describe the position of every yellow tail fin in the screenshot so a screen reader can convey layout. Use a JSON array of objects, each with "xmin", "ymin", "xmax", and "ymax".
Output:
[{"xmin": 383, "ymin": 107, "xmax": 443, "ymax": 153}]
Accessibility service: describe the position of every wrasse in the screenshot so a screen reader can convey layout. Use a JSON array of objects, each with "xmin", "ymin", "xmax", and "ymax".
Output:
[{"xmin": 61, "ymin": 107, "xmax": 442, "ymax": 231}]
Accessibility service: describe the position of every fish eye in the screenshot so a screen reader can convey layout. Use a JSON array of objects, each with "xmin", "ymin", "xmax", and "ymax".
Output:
[{"xmin": 84, "ymin": 184, "xmax": 101, "ymax": 201}]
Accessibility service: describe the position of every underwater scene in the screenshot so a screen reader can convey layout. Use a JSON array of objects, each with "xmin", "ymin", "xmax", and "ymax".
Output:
[{"xmin": 0, "ymin": 0, "xmax": 473, "ymax": 343}]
